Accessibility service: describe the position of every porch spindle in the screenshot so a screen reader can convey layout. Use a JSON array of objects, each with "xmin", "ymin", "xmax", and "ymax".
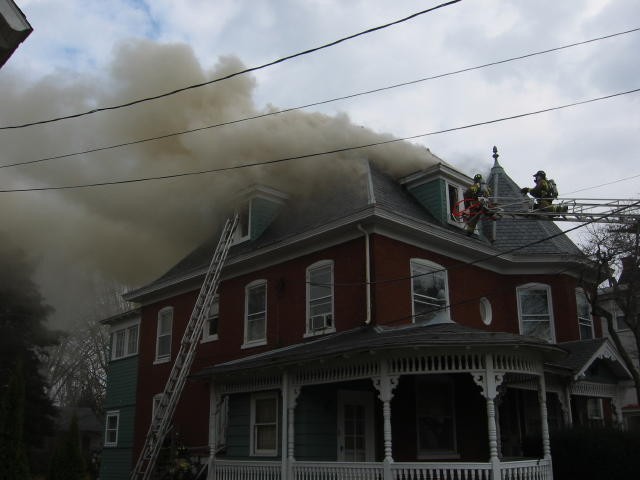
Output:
[
  {"xmin": 372, "ymin": 360, "xmax": 398, "ymax": 480},
  {"xmin": 537, "ymin": 375, "xmax": 551, "ymax": 460}
]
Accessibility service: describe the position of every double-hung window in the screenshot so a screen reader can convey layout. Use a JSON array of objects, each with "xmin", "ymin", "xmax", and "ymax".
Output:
[
  {"xmin": 156, "ymin": 307, "xmax": 173, "ymax": 362},
  {"xmin": 576, "ymin": 289, "xmax": 593, "ymax": 339},
  {"xmin": 517, "ymin": 284, "xmax": 555, "ymax": 342},
  {"xmin": 244, "ymin": 280, "xmax": 267, "ymax": 347},
  {"xmin": 251, "ymin": 392, "xmax": 278, "ymax": 456},
  {"xmin": 202, "ymin": 296, "xmax": 219, "ymax": 342},
  {"xmin": 306, "ymin": 260, "xmax": 334, "ymax": 335},
  {"xmin": 410, "ymin": 259, "xmax": 449, "ymax": 324},
  {"xmin": 110, "ymin": 321, "xmax": 139, "ymax": 360},
  {"xmin": 104, "ymin": 411, "xmax": 120, "ymax": 447}
]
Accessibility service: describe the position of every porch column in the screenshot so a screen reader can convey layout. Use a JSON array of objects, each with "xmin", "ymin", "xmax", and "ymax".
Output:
[
  {"xmin": 207, "ymin": 381, "xmax": 219, "ymax": 480},
  {"xmin": 538, "ymin": 375, "xmax": 551, "ymax": 460},
  {"xmin": 560, "ymin": 384, "xmax": 573, "ymax": 427},
  {"xmin": 472, "ymin": 354, "xmax": 504, "ymax": 480},
  {"xmin": 372, "ymin": 360, "xmax": 399, "ymax": 480},
  {"xmin": 281, "ymin": 372, "xmax": 289, "ymax": 480},
  {"xmin": 287, "ymin": 383, "xmax": 301, "ymax": 480}
]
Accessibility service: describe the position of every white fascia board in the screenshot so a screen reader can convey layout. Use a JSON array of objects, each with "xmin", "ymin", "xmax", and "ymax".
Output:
[
  {"xmin": 574, "ymin": 338, "xmax": 632, "ymax": 381},
  {"xmin": 0, "ymin": 0, "xmax": 31, "ymax": 31}
]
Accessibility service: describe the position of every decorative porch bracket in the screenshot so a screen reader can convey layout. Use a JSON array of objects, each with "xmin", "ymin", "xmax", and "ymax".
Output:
[
  {"xmin": 471, "ymin": 354, "xmax": 505, "ymax": 480},
  {"xmin": 372, "ymin": 360, "xmax": 399, "ymax": 480}
]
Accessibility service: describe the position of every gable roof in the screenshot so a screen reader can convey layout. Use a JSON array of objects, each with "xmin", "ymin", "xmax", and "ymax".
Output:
[{"xmin": 552, "ymin": 337, "xmax": 631, "ymax": 380}]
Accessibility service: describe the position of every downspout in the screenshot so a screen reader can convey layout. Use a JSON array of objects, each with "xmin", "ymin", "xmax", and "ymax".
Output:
[{"xmin": 357, "ymin": 224, "xmax": 372, "ymax": 325}]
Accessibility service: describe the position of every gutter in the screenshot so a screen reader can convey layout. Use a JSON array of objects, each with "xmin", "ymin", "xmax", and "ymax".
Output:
[{"xmin": 357, "ymin": 224, "xmax": 372, "ymax": 325}]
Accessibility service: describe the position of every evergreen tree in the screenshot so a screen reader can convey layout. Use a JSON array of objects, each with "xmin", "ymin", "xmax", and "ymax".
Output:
[
  {"xmin": 0, "ymin": 232, "xmax": 59, "ymax": 471},
  {"xmin": 48, "ymin": 413, "xmax": 87, "ymax": 480},
  {"xmin": 0, "ymin": 361, "xmax": 30, "ymax": 480}
]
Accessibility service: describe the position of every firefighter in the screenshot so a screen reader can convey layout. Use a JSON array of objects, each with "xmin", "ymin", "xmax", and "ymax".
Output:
[
  {"xmin": 520, "ymin": 170, "xmax": 567, "ymax": 213},
  {"xmin": 464, "ymin": 174, "xmax": 492, "ymax": 235}
]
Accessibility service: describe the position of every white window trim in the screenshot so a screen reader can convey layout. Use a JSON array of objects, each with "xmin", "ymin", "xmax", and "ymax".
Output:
[
  {"xmin": 250, "ymin": 392, "xmax": 279, "ymax": 457},
  {"xmin": 242, "ymin": 280, "xmax": 267, "ymax": 348},
  {"xmin": 104, "ymin": 410, "xmax": 120, "ymax": 447},
  {"xmin": 155, "ymin": 306, "xmax": 173, "ymax": 364},
  {"xmin": 516, "ymin": 283, "xmax": 556, "ymax": 343},
  {"xmin": 479, "ymin": 297, "xmax": 492, "ymax": 326},
  {"xmin": 446, "ymin": 182, "xmax": 465, "ymax": 228},
  {"xmin": 415, "ymin": 376, "xmax": 459, "ymax": 460},
  {"xmin": 110, "ymin": 317, "xmax": 140, "ymax": 361},
  {"xmin": 304, "ymin": 260, "xmax": 335, "ymax": 337},
  {"xmin": 232, "ymin": 200, "xmax": 252, "ymax": 245},
  {"xmin": 201, "ymin": 295, "xmax": 220, "ymax": 343},
  {"xmin": 410, "ymin": 258, "xmax": 450, "ymax": 324},
  {"xmin": 576, "ymin": 288, "xmax": 594, "ymax": 339}
]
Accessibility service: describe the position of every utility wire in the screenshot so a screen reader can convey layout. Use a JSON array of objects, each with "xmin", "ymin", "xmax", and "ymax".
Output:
[
  {"xmin": 2, "ymin": 26, "xmax": 638, "ymax": 170},
  {"xmin": 1, "ymin": 87, "xmax": 637, "ymax": 193},
  {"xmin": 0, "ymin": 0, "xmax": 461, "ymax": 130}
]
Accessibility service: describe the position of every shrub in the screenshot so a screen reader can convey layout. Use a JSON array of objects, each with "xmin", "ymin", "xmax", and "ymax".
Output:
[{"xmin": 551, "ymin": 427, "xmax": 640, "ymax": 480}]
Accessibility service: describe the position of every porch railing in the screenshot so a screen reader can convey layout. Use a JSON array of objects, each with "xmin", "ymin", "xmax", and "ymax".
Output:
[
  {"xmin": 210, "ymin": 459, "xmax": 552, "ymax": 480},
  {"xmin": 293, "ymin": 461, "xmax": 383, "ymax": 479},
  {"xmin": 500, "ymin": 459, "xmax": 551, "ymax": 480},
  {"xmin": 212, "ymin": 460, "xmax": 281, "ymax": 480},
  {"xmin": 391, "ymin": 462, "xmax": 491, "ymax": 480}
]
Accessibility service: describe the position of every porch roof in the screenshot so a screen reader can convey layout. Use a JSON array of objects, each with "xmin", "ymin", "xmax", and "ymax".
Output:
[
  {"xmin": 552, "ymin": 337, "xmax": 631, "ymax": 380},
  {"xmin": 194, "ymin": 322, "xmax": 566, "ymax": 378}
]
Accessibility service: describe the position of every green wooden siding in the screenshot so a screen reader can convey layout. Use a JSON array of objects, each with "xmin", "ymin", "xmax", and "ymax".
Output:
[
  {"xmin": 407, "ymin": 179, "xmax": 447, "ymax": 223},
  {"xmin": 101, "ymin": 356, "xmax": 138, "ymax": 480},
  {"xmin": 294, "ymin": 384, "xmax": 338, "ymax": 461},
  {"xmin": 99, "ymin": 406, "xmax": 136, "ymax": 480},
  {"xmin": 250, "ymin": 197, "xmax": 282, "ymax": 240},
  {"xmin": 104, "ymin": 356, "xmax": 138, "ymax": 408}
]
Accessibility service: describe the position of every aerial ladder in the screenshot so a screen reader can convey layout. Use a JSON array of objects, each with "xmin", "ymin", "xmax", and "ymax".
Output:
[
  {"xmin": 130, "ymin": 213, "xmax": 239, "ymax": 480},
  {"xmin": 454, "ymin": 196, "xmax": 640, "ymax": 225}
]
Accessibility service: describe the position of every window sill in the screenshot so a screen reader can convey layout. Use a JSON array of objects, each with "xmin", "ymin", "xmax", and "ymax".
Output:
[
  {"xmin": 104, "ymin": 443, "xmax": 118, "ymax": 448},
  {"xmin": 241, "ymin": 339, "xmax": 267, "ymax": 350},
  {"xmin": 110, "ymin": 352, "xmax": 138, "ymax": 362},
  {"xmin": 303, "ymin": 328, "xmax": 336, "ymax": 338},
  {"xmin": 201, "ymin": 334, "xmax": 219, "ymax": 344},
  {"xmin": 153, "ymin": 357, "xmax": 170, "ymax": 365}
]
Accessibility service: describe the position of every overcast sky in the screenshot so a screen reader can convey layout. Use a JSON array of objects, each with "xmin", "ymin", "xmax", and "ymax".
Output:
[{"xmin": 1, "ymin": 0, "xmax": 639, "ymax": 326}]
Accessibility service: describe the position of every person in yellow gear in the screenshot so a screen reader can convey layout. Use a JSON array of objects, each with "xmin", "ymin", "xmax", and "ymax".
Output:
[
  {"xmin": 521, "ymin": 170, "xmax": 567, "ymax": 213},
  {"xmin": 464, "ymin": 174, "xmax": 492, "ymax": 235}
]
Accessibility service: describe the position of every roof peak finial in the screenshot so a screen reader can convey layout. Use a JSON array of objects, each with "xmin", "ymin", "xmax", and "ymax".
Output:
[{"xmin": 492, "ymin": 146, "xmax": 500, "ymax": 166}]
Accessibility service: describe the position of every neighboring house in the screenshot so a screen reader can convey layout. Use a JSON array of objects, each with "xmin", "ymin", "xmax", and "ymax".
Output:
[
  {"xmin": 99, "ymin": 309, "xmax": 141, "ymax": 480},
  {"xmin": 0, "ymin": 0, "xmax": 32, "ymax": 68},
  {"xmin": 599, "ymin": 256, "xmax": 640, "ymax": 429},
  {"xmin": 101, "ymin": 153, "xmax": 631, "ymax": 480}
]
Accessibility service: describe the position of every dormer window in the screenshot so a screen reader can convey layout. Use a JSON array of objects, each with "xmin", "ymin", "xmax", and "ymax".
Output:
[
  {"xmin": 447, "ymin": 183, "xmax": 465, "ymax": 226},
  {"xmin": 232, "ymin": 185, "xmax": 289, "ymax": 244}
]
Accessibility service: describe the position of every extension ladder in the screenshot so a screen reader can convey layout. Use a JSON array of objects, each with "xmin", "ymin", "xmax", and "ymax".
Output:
[{"xmin": 130, "ymin": 213, "xmax": 239, "ymax": 480}]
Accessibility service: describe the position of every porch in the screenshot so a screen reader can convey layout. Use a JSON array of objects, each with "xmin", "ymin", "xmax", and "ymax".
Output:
[
  {"xmin": 201, "ymin": 324, "xmax": 562, "ymax": 480},
  {"xmin": 211, "ymin": 458, "xmax": 552, "ymax": 479}
]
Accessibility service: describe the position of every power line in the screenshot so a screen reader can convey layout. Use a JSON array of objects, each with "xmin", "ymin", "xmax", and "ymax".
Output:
[
  {"xmin": 1, "ymin": 87, "xmax": 638, "ymax": 193},
  {"xmin": 0, "ymin": 0, "xmax": 461, "ymax": 131},
  {"xmin": 3, "ymin": 26, "xmax": 638, "ymax": 171}
]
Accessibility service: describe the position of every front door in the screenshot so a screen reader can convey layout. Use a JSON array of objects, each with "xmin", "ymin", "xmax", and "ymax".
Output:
[{"xmin": 337, "ymin": 390, "xmax": 374, "ymax": 461}]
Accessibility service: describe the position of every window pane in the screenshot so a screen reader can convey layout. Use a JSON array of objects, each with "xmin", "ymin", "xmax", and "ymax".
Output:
[
  {"xmin": 157, "ymin": 335, "xmax": 171, "ymax": 357},
  {"xmin": 522, "ymin": 321, "xmax": 550, "ymax": 340},
  {"xmin": 412, "ymin": 262, "xmax": 447, "ymax": 323},
  {"xmin": 256, "ymin": 425, "xmax": 277, "ymax": 450},
  {"xmin": 114, "ymin": 330, "xmax": 125, "ymax": 358},
  {"xmin": 248, "ymin": 285, "xmax": 266, "ymax": 314},
  {"xmin": 255, "ymin": 398, "xmax": 277, "ymax": 423},
  {"xmin": 127, "ymin": 325, "xmax": 138, "ymax": 355},
  {"xmin": 520, "ymin": 290, "xmax": 549, "ymax": 316}
]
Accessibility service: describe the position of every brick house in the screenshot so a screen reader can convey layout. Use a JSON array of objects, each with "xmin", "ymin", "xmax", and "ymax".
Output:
[{"xmin": 100, "ymin": 153, "xmax": 631, "ymax": 480}]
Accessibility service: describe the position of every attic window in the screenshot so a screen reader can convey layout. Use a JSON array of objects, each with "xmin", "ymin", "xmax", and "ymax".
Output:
[
  {"xmin": 446, "ymin": 183, "xmax": 465, "ymax": 227},
  {"xmin": 233, "ymin": 201, "xmax": 251, "ymax": 243}
]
